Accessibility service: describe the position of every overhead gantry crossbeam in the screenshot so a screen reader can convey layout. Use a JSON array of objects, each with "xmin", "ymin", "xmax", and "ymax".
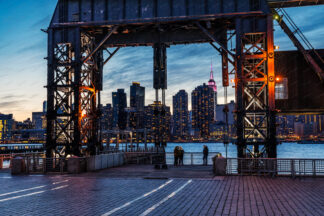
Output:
[{"xmin": 268, "ymin": 0, "xmax": 324, "ymax": 8}]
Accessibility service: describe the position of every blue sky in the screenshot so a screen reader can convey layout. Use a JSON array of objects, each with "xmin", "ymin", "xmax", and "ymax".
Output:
[{"xmin": 0, "ymin": 1, "xmax": 324, "ymax": 121}]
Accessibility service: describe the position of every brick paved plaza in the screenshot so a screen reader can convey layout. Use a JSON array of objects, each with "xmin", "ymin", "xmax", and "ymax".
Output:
[{"xmin": 0, "ymin": 166, "xmax": 323, "ymax": 216}]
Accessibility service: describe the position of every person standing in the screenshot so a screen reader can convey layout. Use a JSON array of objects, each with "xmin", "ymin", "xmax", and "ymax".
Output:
[
  {"xmin": 174, "ymin": 146, "xmax": 179, "ymax": 166},
  {"xmin": 203, "ymin": 145, "xmax": 209, "ymax": 166}
]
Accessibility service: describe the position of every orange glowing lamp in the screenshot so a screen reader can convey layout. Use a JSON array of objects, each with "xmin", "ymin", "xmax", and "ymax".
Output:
[
  {"xmin": 81, "ymin": 110, "xmax": 86, "ymax": 118},
  {"xmin": 275, "ymin": 77, "xmax": 281, "ymax": 82}
]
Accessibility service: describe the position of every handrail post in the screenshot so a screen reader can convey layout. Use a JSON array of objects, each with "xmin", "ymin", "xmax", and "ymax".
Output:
[
  {"xmin": 291, "ymin": 159, "xmax": 295, "ymax": 178},
  {"xmin": 313, "ymin": 159, "xmax": 316, "ymax": 177}
]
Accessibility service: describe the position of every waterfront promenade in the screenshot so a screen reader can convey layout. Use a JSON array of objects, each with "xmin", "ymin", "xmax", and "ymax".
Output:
[{"xmin": 0, "ymin": 166, "xmax": 323, "ymax": 216}]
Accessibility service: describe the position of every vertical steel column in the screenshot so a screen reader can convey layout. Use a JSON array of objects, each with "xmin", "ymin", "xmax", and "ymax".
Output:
[
  {"xmin": 153, "ymin": 43, "xmax": 167, "ymax": 147},
  {"xmin": 46, "ymin": 28, "xmax": 54, "ymax": 158},
  {"xmin": 153, "ymin": 43, "xmax": 168, "ymax": 169},
  {"xmin": 73, "ymin": 28, "xmax": 81, "ymax": 156},
  {"xmin": 235, "ymin": 18, "xmax": 246, "ymax": 158},
  {"xmin": 266, "ymin": 15, "xmax": 277, "ymax": 158}
]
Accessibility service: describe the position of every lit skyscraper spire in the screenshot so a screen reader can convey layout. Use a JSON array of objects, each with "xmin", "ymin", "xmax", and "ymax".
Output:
[
  {"xmin": 207, "ymin": 61, "xmax": 217, "ymax": 121},
  {"xmin": 208, "ymin": 62, "xmax": 217, "ymax": 92}
]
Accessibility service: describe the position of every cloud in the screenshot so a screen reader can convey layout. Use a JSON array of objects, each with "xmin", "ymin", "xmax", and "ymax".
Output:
[
  {"xmin": 0, "ymin": 101, "xmax": 23, "ymax": 109},
  {"xmin": 15, "ymin": 40, "xmax": 44, "ymax": 54},
  {"xmin": 31, "ymin": 15, "xmax": 51, "ymax": 28}
]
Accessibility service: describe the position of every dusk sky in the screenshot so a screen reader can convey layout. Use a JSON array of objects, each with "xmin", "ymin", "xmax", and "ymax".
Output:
[{"xmin": 0, "ymin": 1, "xmax": 324, "ymax": 121}]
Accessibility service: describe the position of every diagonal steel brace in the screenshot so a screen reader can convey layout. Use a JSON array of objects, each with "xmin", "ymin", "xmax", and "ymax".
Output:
[{"xmin": 82, "ymin": 26, "xmax": 119, "ymax": 64}]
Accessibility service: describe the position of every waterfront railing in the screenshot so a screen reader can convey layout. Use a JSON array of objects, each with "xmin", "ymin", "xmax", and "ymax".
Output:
[
  {"xmin": 165, "ymin": 152, "xmax": 220, "ymax": 166},
  {"xmin": 224, "ymin": 158, "xmax": 324, "ymax": 177}
]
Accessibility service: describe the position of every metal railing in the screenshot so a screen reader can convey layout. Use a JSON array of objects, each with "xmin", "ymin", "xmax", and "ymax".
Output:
[
  {"xmin": 166, "ymin": 152, "xmax": 220, "ymax": 166},
  {"xmin": 224, "ymin": 158, "xmax": 324, "ymax": 177},
  {"xmin": 22, "ymin": 156, "xmax": 68, "ymax": 174}
]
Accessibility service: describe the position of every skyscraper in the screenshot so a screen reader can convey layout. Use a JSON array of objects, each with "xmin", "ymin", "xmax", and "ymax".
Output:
[
  {"xmin": 208, "ymin": 63, "xmax": 217, "ymax": 121},
  {"xmin": 192, "ymin": 83, "xmax": 215, "ymax": 139},
  {"xmin": 172, "ymin": 90, "xmax": 189, "ymax": 139},
  {"xmin": 112, "ymin": 89, "xmax": 127, "ymax": 130},
  {"xmin": 130, "ymin": 82, "xmax": 145, "ymax": 129},
  {"xmin": 130, "ymin": 82, "xmax": 145, "ymax": 111}
]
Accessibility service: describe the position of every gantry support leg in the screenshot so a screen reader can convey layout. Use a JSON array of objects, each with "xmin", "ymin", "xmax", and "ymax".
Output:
[
  {"xmin": 153, "ymin": 43, "xmax": 168, "ymax": 169},
  {"xmin": 235, "ymin": 15, "xmax": 277, "ymax": 159},
  {"xmin": 46, "ymin": 27, "xmax": 106, "ymax": 158}
]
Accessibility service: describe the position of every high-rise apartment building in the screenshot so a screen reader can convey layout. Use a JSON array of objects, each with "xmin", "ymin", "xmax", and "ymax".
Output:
[
  {"xmin": 100, "ymin": 104, "xmax": 113, "ymax": 130},
  {"xmin": 112, "ymin": 89, "xmax": 127, "ymax": 130},
  {"xmin": 191, "ymin": 83, "xmax": 215, "ymax": 139},
  {"xmin": 144, "ymin": 101, "xmax": 171, "ymax": 142},
  {"xmin": 130, "ymin": 82, "xmax": 145, "ymax": 129},
  {"xmin": 172, "ymin": 90, "xmax": 189, "ymax": 139},
  {"xmin": 130, "ymin": 82, "xmax": 145, "ymax": 111}
]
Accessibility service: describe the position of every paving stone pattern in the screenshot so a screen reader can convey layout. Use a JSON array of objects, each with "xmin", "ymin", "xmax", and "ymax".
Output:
[{"xmin": 0, "ymin": 169, "xmax": 323, "ymax": 216}]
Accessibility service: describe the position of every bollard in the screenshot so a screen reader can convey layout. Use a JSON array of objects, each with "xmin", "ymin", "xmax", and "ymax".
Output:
[{"xmin": 11, "ymin": 158, "xmax": 26, "ymax": 175}]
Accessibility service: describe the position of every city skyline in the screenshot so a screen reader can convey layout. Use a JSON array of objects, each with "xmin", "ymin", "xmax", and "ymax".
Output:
[{"xmin": 1, "ymin": 1, "xmax": 324, "ymax": 121}]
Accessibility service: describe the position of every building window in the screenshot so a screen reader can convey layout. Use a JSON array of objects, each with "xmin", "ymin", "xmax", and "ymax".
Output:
[{"xmin": 275, "ymin": 77, "xmax": 288, "ymax": 100}]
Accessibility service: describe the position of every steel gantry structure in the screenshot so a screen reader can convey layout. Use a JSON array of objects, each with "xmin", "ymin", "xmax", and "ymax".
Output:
[{"xmin": 46, "ymin": 0, "xmax": 324, "ymax": 158}]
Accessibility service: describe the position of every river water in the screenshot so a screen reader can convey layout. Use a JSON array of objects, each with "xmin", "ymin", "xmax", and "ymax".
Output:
[{"xmin": 118, "ymin": 142, "xmax": 324, "ymax": 159}]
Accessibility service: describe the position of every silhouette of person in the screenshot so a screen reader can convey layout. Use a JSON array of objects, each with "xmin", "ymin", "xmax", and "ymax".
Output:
[
  {"xmin": 203, "ymin": 145, "xmax": 209, "ymax": 166},
  {"xmin": 174, "ymin": 146, "xmax": 179, "ymax": 166}
]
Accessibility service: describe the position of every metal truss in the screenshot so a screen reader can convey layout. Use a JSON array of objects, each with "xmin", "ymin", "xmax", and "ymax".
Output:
[
  {"xmin": 235, "ymin": 16, "xmax": 276, "ymax": 158},
  {"xmin": 79, "ymin": 32, "xmax": 102, "ymax": 155},
  {"xmin": 47, "ymin": 28, "xmax": 106, "ymax": 157}
]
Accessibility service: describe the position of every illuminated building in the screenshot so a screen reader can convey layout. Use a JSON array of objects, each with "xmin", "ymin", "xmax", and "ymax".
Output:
[
  {"xmin": 191, "ymin": 83, "xmax": 215, "ymax": 139},
  {"xmin": 100, "ymin": 104, "xmax": 113, "ymax": 130},
  {"xmin": 207, "ymin": 63, "xmax": 217, "ymax": 121},
  {"xmin": 112, "ymin": 89, "xmax": 127, "ymax": 130},
  {"xmin": 172, "ymin": 90, "xmax": 189, "ymax": 139},
  {"xmin": 144, "ymin": 101, "xmax": 171, "ymax": 142},
  {"xmin": 130, "ymin": 82, "xmax": 145, "ymax": 129},
  {"xmin": 0, "ymin": 114, "xmax": 13, "ymax": 142},
  {"xmin": 32, "ymin": 112, "xmax": 45, "ymax": 130}
]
